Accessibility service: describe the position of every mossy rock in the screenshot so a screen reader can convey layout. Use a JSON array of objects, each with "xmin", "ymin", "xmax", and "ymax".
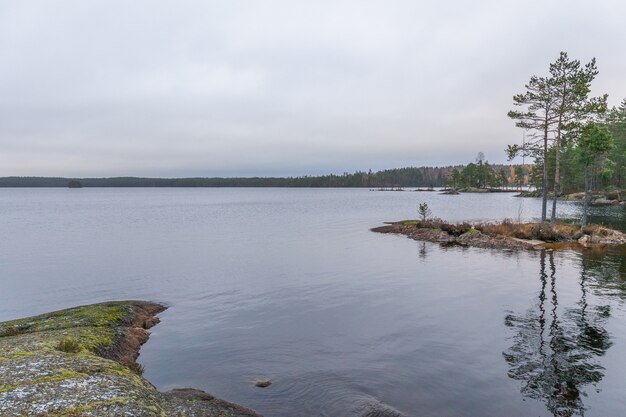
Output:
[{"xmin": 0, "ymin": 301, "xmax": 262, "ymax": 416}]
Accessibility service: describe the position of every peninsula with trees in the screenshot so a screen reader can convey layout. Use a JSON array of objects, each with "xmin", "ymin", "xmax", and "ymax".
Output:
[{"xmin": 375, "ymin": 51, "xmax": 626, "ymax": 250}]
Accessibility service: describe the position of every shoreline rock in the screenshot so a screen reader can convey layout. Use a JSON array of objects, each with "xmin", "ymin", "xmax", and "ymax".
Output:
[
  {"xmin": 0, "ymin": 301, "xmax": 262, "ymax": 417},
  {"xmin": 372, "ymin": 223, "xmax": 538, "ymax": 250},
  {"xmin": 517, "ymin": 189, "xmax": 625, "ymax": 205},
  {"xmin": 372, "ymin": 220, "xmax": 626, "ymax": 251}
]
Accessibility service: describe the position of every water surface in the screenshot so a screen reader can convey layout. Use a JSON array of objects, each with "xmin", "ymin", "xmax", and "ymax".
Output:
[{"xmin": 1, "ymin": 188, "xmax": 625, "ymax": 417}]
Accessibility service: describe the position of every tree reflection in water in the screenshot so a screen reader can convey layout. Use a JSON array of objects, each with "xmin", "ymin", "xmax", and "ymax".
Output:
[
  {"xmin": 503, "ymin": 250, "xmax": 612, "ymax": 417},
  {"xmin": 419, "ymin": 242, "xmax": 428, "ymax": 261}
]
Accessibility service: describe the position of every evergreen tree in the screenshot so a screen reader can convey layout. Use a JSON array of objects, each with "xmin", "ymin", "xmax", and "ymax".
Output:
[
  {"xmin": 508, "ymin": 74, "xmax": 557, "ymax": 222},
  {"xmin": 508, "ymin": 52, "xmax": 607, "ymax": 223},
  {"xmin": 606, "ymin": 99, "xmax": 626, "ymax": 187},
  {"xmin": 547, "ymin": 52, "xmax": 607, "ymax": 224},
  {"xmin": 578, "ymin": 124, "xmax": 614, "ymax": 227}
]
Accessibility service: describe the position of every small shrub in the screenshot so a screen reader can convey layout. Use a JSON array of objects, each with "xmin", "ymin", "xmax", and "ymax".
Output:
[
  {"xmin": 1, "ymin": 325, "xmax": 22, "ymax": 337},
  {"xmin": 531, "ymin": 224, "xmax": 567, "ymax": 242},
  {"xmin": 57, "ymin": 338, "xmax": 81, "ymax": 353},
  {"xmin": 440, "ymin": 222, "xmax": 472, "ymax": 237},
  {"xmin": 417, "ymin": 202, "xmax": 432, "ymax": 222},
  {"xmin": 464, "ymin": 227, "xmax": 479, "ymax": 236},
  {"xmin": 128, "ymin": 362, "xmax": 144, "ymax": 376}
]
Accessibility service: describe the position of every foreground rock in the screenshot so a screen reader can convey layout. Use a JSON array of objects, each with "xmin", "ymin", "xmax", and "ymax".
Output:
[
  {"xmin": 0, "ymin": 301, "xmax": 262, "ymax": 417},
  {"xmin": 372, "ymin": 220, "xmax": 626, "ymax": 251}
]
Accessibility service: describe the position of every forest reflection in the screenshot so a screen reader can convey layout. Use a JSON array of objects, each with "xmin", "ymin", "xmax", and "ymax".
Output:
[{"xmin": 502, "ymin": 247, "xmax": 624, "ymax": 417}]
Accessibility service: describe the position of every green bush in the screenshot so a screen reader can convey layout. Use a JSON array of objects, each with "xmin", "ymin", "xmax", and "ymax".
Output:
[{"xmin": 57, "ymin": 338, "xmax": 81, "ymax": 353}]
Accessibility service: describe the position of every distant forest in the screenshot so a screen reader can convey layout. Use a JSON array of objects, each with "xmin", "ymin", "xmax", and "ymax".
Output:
[{"xmin": 0, "ymin": 165, "xmax": 524, "ymax": 188}]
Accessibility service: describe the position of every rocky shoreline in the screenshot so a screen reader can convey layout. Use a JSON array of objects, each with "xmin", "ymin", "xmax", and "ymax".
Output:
[
  {"xmin": 516, "ymin": 189, "xmax": 626, "ymax": 205},
  {"xmin": 0, "ymin": 301, "xmax": 262, "ymax": 417},
  {"xmin": 372, "ymin": 220, "xmax": 626, "ymax": 251}
]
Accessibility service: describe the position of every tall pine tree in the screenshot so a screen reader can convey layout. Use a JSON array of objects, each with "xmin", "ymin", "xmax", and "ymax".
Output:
[
  {"xmin": 508, "ymin": 52, "xmax": 607, "ymax": 224},
  {"xmin": 547, "ymin": 52, "xmax": 607, "ymax": 224}
]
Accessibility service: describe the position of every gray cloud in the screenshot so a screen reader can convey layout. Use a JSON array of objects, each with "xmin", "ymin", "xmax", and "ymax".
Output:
[{"xmin": 1, "ymin": 0, "xmax": 625, "ymax": 176}]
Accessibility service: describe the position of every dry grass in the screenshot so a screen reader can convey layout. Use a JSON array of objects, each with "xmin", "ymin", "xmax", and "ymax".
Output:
[
  {"xmin": 400, "ymin": 217, "xmax": 612, "ymax": 242},
  {"xmin": 411, "ymin": 218, "xmax": 588, "ymax": 242},
  {"xmin": 476, "ymin": 219, "xmax": 583, "ymax": 242}
]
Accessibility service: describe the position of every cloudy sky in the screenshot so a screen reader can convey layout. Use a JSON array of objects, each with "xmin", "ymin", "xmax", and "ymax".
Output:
[{"xmin": 1, "ymin": 1, "xmax": 625, "ymax": 177}]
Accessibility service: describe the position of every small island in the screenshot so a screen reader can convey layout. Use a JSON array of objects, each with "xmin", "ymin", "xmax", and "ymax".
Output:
[
  {"xmin": 372, "ymin": 219, "xmax": 626, "ymax": 251},
  {"xmin": 0, "ymin": 301, "xmax": 262, "ymax": 417}
]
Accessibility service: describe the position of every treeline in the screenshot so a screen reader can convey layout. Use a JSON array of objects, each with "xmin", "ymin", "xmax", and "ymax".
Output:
[
  {"xmin": 447, "ymin": 153, "xmax": 530, "ymax": 189},
  {"xmin": 0, "ymin": 169, "xmax": 430, "ymax": 188},
  {"xmin": 0, "ymin": 165, "xmax": 521, "ymax": 188},
  {"xmin": 531, "ymin": 99, "xmax": 626, "ymax": 193}
]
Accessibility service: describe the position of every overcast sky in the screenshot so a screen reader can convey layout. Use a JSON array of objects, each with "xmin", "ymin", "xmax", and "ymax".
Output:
[{"xmin": 1, "ymin": 1, "xmax": 625, "ymax": 177}]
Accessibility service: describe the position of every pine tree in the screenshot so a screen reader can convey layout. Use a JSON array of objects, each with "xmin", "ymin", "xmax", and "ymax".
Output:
[
  {"xmin": 508, "ymin": 75, "xmax": 558, "ymax": 222},
  {"xmin": 508, "ymin": 52, "xmax": 607, "ymax": 223},
  {"xmin": 547, "ymin": 52, "xmax": 607, "ymax": 224},
  {"xmin": 578, "ymin": 124, "xmax": 614, "ymax": 227}
]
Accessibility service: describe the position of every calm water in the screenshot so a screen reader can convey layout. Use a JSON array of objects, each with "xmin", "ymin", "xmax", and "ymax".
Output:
[{"xmin": 1, "ymin": 188, "xmax": 625, "ymax": 417}]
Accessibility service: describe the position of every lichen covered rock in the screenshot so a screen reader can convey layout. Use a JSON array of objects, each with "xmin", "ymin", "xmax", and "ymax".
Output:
[{"xmin": 0, "ymin": 301, "xmax": 262, "ymax": 417}]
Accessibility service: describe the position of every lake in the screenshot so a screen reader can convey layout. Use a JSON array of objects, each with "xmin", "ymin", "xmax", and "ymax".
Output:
[{"xmin": 1, "ymin": 188, "xmax": 625, "ymax": 417}]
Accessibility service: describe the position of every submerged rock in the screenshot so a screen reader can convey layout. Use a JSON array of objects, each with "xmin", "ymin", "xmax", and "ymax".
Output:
[
  {"xmin": 0, "ymin": 301, "xmax": 262, "ymax": 417},
  {"xmin": 254, "ymin": 380, "xmax": 272, "ymax": 388},
  {"xmin": 358, "ymin": 401, "xmax": 406, "ymax": 417}
]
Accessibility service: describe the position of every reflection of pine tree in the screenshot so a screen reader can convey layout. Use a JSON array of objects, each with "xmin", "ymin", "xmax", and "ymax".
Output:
[
  {"xmin": 418, "ymin": 242, "xmax": 427, "ymax": 261},
  {"xmin": 503, "ymin": 251, "xmax": 612, "ymax": 417}
]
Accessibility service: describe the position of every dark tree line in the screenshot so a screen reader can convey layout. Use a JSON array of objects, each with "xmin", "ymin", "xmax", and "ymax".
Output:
[
  {"xmin": 0, "ymin": 168, "xmax": 427, "ymax": 188},
  {"xmin": 0, "ymin": 170, "xmax": 425, "ymax": 188},
  {"xmin": 0, "ymin": 163, "xmax": 527, "ymax": 189}
]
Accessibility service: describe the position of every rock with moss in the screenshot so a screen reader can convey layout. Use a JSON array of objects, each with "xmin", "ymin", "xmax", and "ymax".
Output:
[
  {"xmin": 0, "ymin": 301, "xmax": 262, "ymax": 417},
  {"xmin": 372, "ymin": 219, "xmax": 626, "ymax": 251}
]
